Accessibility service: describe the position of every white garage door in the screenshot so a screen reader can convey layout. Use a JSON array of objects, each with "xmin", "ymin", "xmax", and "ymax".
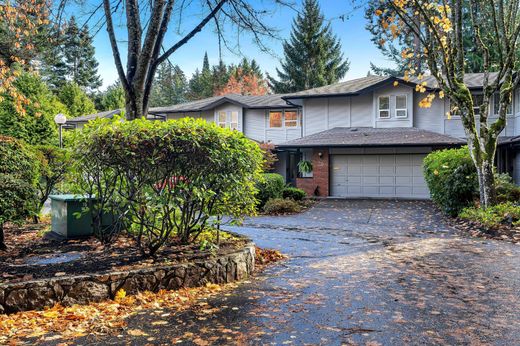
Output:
[{"xmin": 330, "ymin": 154, "xmax": 430, "ymax": 199}]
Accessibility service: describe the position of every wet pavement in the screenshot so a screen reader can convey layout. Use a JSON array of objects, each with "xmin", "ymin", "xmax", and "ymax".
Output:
[{"xmin": 76, "ymin": 200, "xmax": 520, "ymax": 345}]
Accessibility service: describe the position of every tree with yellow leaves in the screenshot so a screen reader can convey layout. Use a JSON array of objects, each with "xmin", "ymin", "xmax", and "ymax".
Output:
[
  {"xmin": 0, "ymin": 0, "xmax": 49, "ymax": 115},
  {"xmin": 373, "ymin": 0, "xmax": 520, "ymax": 208}
]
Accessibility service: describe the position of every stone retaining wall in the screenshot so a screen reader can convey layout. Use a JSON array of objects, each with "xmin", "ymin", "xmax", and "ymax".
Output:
[{"xmin": 0, "ymin": 243, "xmax": 255, "ymax": 314}]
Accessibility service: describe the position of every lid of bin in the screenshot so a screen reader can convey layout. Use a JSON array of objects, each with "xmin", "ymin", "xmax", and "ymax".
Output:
[{"xmin": 49, "ymin": 194, "xmax": 93, "ymax": 202}]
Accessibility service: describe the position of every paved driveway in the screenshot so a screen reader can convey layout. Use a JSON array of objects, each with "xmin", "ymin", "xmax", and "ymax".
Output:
[{"xmin": 77, "ymin": 200, "xmax": 520, "ymax": 345}]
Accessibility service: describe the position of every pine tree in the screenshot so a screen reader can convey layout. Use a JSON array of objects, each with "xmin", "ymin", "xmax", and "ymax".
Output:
[
  {"xmin": 187, "ymin": 52, "xmax": 215, "ymax": 100},
  {"xmin": 149, "ymin": 63, "xmax": 188, "ymax": 107},
  {"xmin": 268, "ymin": 0, "xmax": 349, "ymax": 93},
  {"xmin": 62, "ymin": 17, "xmax": 102, "ymax": 92}
]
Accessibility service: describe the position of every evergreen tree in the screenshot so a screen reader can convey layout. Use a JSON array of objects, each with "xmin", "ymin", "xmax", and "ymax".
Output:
[
  {"xmin": 187, "ymin": 52, "xmax": 214, "ymax": 100},
  {"xmin": 268, "ymin": 0, "xmax": 349, "ymax": 93},
  {"xmin": 62, "ymin": 17, "xmax": 102, "ymax": 92},
  {"xmin": 211, "ymin": 60, "xmax": 230, "ymax": 93},
  {"xmin": 149, "ymin": 63, "xmax": 188, "ymax": 107},
  {"xmin": 40, "ymin": 25, "xmax": 68, "ymax": 90},
  {"xmin": 0, "ymin": 73, "xmax": 65, "ymax": 146},
  {"xmin": 95, "ymin": 81, "xmax": 126, "ymax": 111},
  {"xmin": 57, "ymin": 81, "xmax": 97, "ymax": 118}
]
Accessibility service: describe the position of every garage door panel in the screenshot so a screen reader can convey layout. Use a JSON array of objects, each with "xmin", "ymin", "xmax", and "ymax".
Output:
[{"xmin": 331, "ymin": 154, "xmax": 430, "ymax": 199}]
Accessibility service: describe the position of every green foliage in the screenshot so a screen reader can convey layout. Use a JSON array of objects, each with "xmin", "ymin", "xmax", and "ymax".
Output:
[
  {"xmin": 268, "ymin": 0, "xmax": 349, "ymax": 93},
  {"xmin": 149, "ymin": 63, "xmax": 188, "ymax": 107},
  {"xmin": 70, "ymin": 117, "xmax": 263, "ymax": 256},
  {"xmin": 495, "ymin": 173, "xmax": 520, "ymax": 203},
  {"xmin": 282, "ymin": 187, "xmax": 306, "ymax": 201},
  {"xmin": 95, "ymin": 82, "xmax": 126, "ymax": 111},
  {"xmin": 256, "ymin": 173, "xmax": 286, "ymax": 208},
  {"xmin": 0, "ymin": 136, "xmax": 39, "ymax": 249},
  {"xmin": 423, "ymin": 147, "xmax": 479, "ymax": 216},
  {"xmin": 263, "ymin": 198, "xmax": 301, "ymax": 215},
  {"xmin": 40, "ymin": 16, "xmax": 102, "ymax": 92},
  {"xmin": 459, "ymin": 202, "xmax": 520, "ymax": 229},
  {"xmin": 58, "ymin": 81, "xmax": 97, "ymax": 118},
  {"xmin": 33, "ymin": 145, "xmax": 70, "ymax": 217},
  {"xmin": 0, "ymin": 73, "xmax": 63, "ymax": 145},
  {"xmin": 297, "ymin": 160, "xmax": 313, "ymax": 174}
]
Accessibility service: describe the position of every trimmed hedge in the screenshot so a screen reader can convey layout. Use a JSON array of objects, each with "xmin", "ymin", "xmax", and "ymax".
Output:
[
  {"xmin": 282, "ymin": 187, "xmax": 306, "ymax": 201},
  {"xmin": 256, "ymin": 173, "xmax": 285, "ymax": 208},
  {"xmin": 263, "ymin": 198, "xmax": 301, "ymax": 215},
  {"xmin": 423, "ymin": 147, "xmax": 478, "ymax": 216}
]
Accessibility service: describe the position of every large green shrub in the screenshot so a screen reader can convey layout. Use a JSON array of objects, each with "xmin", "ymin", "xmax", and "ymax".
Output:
[
  {"xmin": 33, "ymin": 145, "xmax": 70, "ymax": 221},
  {"xmin": 0, "ymin": 136, "xmax": 39, "ymax": 250},
  {"xmin": 282, "ymin": 187, "xmax": 306, "ymax": 201},
  {"xmin": 256, "ymin": 173, "xmax": 285, "ymax": 208},
  {"xmin": 263, "ymin": 198, "xmax": 301, "ymax": 215},
  {"xmin": 70, "ymin": 117, "xmax": 263, "ymax": 256},
  {"xmin": 423, "ymin": 147, "xmax": 479, "ymax": 216},
  {"xmin": 459, "ymin": 202, "xmax": 520, "ymax": 229},
  {"xmin": 0, "ymin": 73, "xmax": 65, "ymax": 145},
  {"xmin": 58, "ymin": 81, "xmax": 97, "ymax": 118},
  {"xmin": 495, "ymin": 173, "xmax": 520, "ymax": 203}
]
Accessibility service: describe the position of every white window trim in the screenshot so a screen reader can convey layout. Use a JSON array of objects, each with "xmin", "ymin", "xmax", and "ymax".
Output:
[
  {"xmin": 395, "ymin": 95, "xmax": 408, "ymax": 118},
  {"xmin": 217, "ymin": 110, "xmax": 240, "ymax": 130},
  {"xmin": 378, "ymin": 96, "xmax": 390, "ymax": 119},
  {"xmin": 493, "ymin": 93, "xmax": 513, "ymax": 116},
  {"xmin": 268, "ymin": 109, "xmax": 301, "ymax": 129}
]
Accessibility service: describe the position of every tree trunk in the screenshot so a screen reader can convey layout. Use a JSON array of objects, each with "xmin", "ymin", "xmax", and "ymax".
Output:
[
  {"xmin": 124, "ymin": 86, "xmax": 146, "ymax": 120},
  {"xmin": 0, "ymin": 223, "xmax": 6, "ymax": 251},
  {"xmin": 476, "ymin": 159, "xmax": 496, "ymax": 208}
]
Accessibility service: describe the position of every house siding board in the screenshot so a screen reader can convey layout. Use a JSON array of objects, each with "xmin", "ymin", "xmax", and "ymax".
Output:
[
  {"xmin": 328, "ymin": 97, "xmax": 350, "ymax": 128},
  {"xmin": 243, "ymin": 109, "xmax": 265, "ymax": 142},
  {"xmin": 304, "ymin": 98, "xmax": 329, "ymax": 135},
  {"xmin": 414, "ymin": 93, "xmax": 445, "ymax": 133},
  {"xmin": 350, "ymin": 93, "xmax": 373, "ymax": 127}
]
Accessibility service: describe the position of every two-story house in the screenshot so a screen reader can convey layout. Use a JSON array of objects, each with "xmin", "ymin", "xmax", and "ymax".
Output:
[{"xmin": 66, "ymin": 73, "xmax": 520, "ymax": 199}]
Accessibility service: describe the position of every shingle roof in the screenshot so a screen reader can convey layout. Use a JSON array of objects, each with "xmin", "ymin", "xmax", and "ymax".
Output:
[
  {"xmin": 277, "ymin": 127, "xmax": 465, "ymax": 148},
  {"xmin": 149, "ymin": 93, "xmax": 295, "ymax": 114},
  {"xmin": 282, "ymin": 73, "xmax": 503, "ymax": 100},
  {"xmin": 66, "ymin": 109, "xmax": 123, "ymax": 123},
  {"xmin": 282, "ymin": 75, "xmax": 392, "ymax": 99},
  {"xmin": 408, "ymin": 72, "xmax": 500, "ymax": 90}
]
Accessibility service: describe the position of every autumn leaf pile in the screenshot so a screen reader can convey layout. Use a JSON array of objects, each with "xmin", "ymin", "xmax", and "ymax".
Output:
[
  {"xmin": 0, "ymin": 283, "xmax": 231, "ymax": 344},
  {"xmin": 255, "ymin": 246, "xmax": 287, "ymax": 266}
]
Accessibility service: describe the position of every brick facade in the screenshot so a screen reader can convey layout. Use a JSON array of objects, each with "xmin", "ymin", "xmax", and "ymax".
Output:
[{"xmin": 296, "ymin": 148, "xmax": 329, "ymax": 197}]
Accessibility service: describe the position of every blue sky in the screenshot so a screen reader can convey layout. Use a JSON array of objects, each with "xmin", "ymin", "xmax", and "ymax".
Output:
[{"xmin": 75, "ymin": 0, "xmax": 394, "ymax": 90}]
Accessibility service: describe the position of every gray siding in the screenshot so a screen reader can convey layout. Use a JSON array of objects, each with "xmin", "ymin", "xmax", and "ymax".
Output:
[
  {"xmin": 243, "ymin": 109, "xmax": 265, "ymax": 142},
  {"xmin": 515, "ymin": 153, "xmax": 520, "ymax": 185},
  {"xmin": 303, "ymin": 98, "xmax": 328, "ymax": 135},
  {"xmin": 414, "ymin": 93, "xmax": 445, "ymax": 133},
  {"xmin": 166, "ymin": 111, "xmax": 213, "ymax": 122},
  {"xmin": 214, "ymin": 103, "xmax": 243, "ymax": 131},
  {"xmin": 350, "ymin": 93, "xmax": 373, "ymax": 127}
]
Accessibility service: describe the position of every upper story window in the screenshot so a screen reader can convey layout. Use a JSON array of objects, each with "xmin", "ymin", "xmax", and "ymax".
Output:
[
  {"xmin": 472, "ymin": 94, "xmax": 483, "ymax": 115},
  {"xmin": 493, "ymin": 93, "xmax": 513, "ymax": 115},
  {"xmin": 378, "ymin": 96, "xmax": 390, "ymax": 118},
  {"xmin": 218, "ymin": 111, "xmax": 239, "ymax": 130},
  {"xmin": 395, "ymin": 95, "xmax": 407, "ymax": 118},
  {"xmin": 269, "ymin": 110, "xmax": 300, "ymax": 128}
]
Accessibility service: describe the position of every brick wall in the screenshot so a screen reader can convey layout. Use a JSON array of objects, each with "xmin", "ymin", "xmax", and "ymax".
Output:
[{"xmin": 296, "ymin": 148, "xmax": 329, "ymax": 197}]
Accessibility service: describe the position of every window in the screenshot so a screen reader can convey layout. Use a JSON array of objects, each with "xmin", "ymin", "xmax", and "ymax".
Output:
[
  {"xmin": 395, "ymin": 95, "xmax": 407, "ymax": 118},
  {"xmin": 493, "ymin": 93, "xmax": 513, "ymax": 115},
  {"xmin": 378, "ymin": 96, "xmax": 390, "ymax": 118},
  {"xmin": 218, "ymin": 111, "xmax": 227, "ymax": 128},
  {"xmin": 218, "ymin": 111, "xmax": 239, "ymax": 130},
  {"xmin": 269, "ymin": 111, "xmax": 283, "ymax": 128},
  {"xmin": 472, "ymin": 94, "xmax": 483, "ymax": 115},
  {"xmin": 285, "ymin": 110, "xmax": 298, "ymax": 127},
  {"xmin": 230, "ymin": 111, "xmax": 239, "ymax": 130}
]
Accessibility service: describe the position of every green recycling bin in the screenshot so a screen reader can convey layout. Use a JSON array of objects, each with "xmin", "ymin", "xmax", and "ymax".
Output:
[{"xmin": 50, "ymin": 194, "xmax": 94, "ymax": 238}]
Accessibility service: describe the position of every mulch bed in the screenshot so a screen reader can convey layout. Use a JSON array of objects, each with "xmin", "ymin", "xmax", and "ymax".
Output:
[
  {"xmin": 0, "ymin": 222, "xmax": 246, "ymax": 284},
  {"xmin": 448, "ymin": 218, "xmax": 520, "ymax": 244}
]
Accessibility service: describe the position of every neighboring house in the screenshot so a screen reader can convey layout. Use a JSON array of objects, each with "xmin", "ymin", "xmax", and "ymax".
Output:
[{"xmin": 66, "ymin": 74, "xmax": 520, "ymax": 199}]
